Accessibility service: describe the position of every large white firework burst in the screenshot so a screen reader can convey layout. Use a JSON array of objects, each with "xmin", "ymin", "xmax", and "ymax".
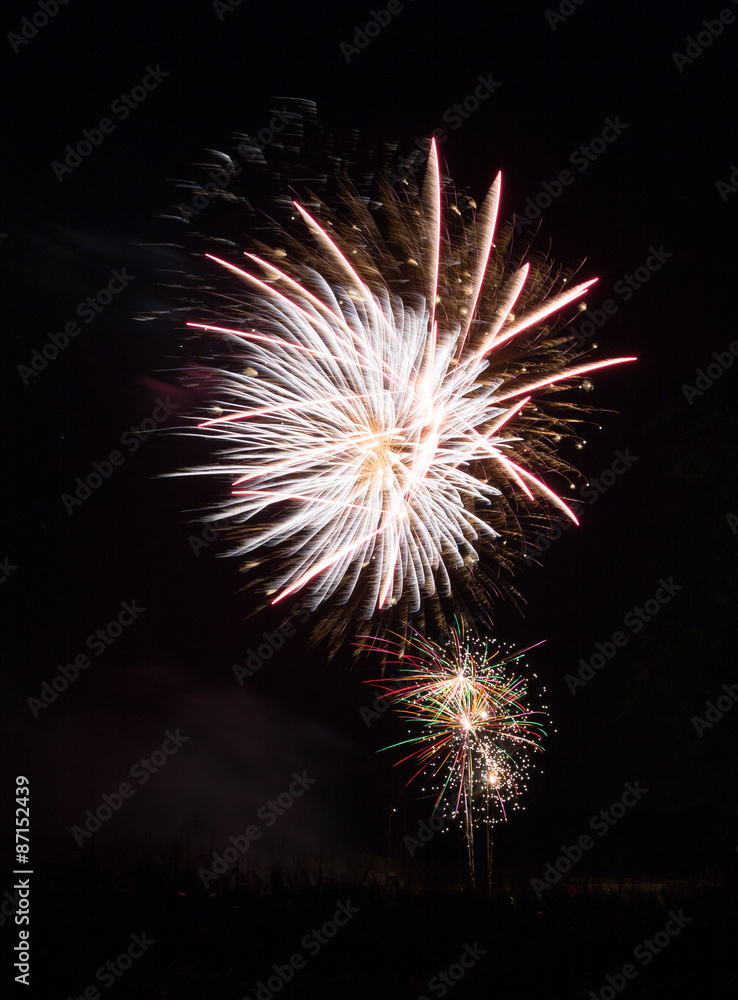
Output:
[{"xmin": 176, "ymin": 138, "xmax": 633, "ymax": 640}]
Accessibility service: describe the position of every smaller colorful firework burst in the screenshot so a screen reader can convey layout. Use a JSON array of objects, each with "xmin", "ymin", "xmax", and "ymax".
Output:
[{"xmin": 367, "ymin": 622, "xmax": 548, "ymax": 831}]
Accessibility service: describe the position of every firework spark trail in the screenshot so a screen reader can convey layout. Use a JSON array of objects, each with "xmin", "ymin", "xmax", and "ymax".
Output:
[{"xmin": 175, "ymin": 139, "xmax": 635, "ymax": 636}]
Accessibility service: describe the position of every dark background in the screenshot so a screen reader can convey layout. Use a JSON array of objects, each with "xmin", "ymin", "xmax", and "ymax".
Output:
[{"xmin": 3, "ymin": 0, "xmax": 738, "ymax": 996}]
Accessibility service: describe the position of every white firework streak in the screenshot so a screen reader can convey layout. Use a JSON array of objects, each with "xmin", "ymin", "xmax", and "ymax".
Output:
[{"xmin": 178, "ymin": 140, "xmax": 634, "ymax": 622}]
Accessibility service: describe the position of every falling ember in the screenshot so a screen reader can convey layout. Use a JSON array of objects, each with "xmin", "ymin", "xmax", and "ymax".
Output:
[{"xmin": 172, "ymin": 136, "xmax": 634, "ymax": 645}]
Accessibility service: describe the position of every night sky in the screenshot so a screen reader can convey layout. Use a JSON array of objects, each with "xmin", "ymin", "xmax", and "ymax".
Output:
[{"xmin": 4, "ymin": 0, "xmax": 738, "ymax": 996}]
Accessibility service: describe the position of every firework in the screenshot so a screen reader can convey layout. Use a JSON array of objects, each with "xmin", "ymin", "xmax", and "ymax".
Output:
[
  {"xmin": 369, "ymin": 624, "xmax": 547, "ymax": 819},
  {"xmin": 368, "ymin": 622, "xmax": 548, "ymax": 885},
  {"xmin": 175, "ymin": 135, "xmax": 634, "ymax": 643}
]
